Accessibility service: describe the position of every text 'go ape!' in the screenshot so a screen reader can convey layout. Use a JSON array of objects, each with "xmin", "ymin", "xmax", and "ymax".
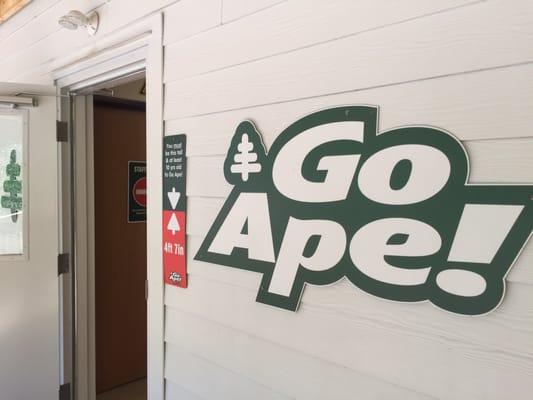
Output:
[{"xmin": 195, "ymin": 106, "xmax": 532, "ymax": 316}]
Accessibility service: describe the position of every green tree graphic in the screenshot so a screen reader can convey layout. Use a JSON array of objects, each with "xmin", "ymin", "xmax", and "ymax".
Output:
[
  {"xmin": 224, "ymin": 120, "xmax": 267, "ymax": 186},
  {"xmin": 1, "ymin": 149, "xmax": 22, "ymax": 223}
]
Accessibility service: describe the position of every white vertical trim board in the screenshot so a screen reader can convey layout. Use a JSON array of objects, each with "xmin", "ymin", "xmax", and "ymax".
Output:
[
  {"xmin": 53, "ymin": 14, "xmax": 165, "ymax": 400},
  {"xmin": 72, "ymin": 95, "xmax": 90, "ymax": 400},
  {"xmin": 85, "ymin": 95, "xmax": 97, "ymax": 400},
  {"xmin": 146, "ymin": 13, "xmax": 165, "ymax": 400}
]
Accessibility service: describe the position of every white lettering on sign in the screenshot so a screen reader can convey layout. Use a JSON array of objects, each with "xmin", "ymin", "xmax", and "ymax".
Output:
[
  {"xmin": 164, "ymin": 242, "xmax": 185, "ymax": 256},
  {"xmin": 208, "ymin": 193, "xmax": 276, "ymax": 262},
  {"xmin": 272, "ymin": 121, "xmax": 364, "ymax": 202},
  {"xmin": 350, "ymin": 218, "xmax": 441, "ymax": 286},
  {"xmin": 358, "ymin": 144, "xmax": 450, "ymax": 205},
  {"xmin": 447, "ymin": 204, "xmax": 524, "ymax": 263},
  {"xmin": 269, "ymin": 217, "xmax": 346, "ymax": 296}
]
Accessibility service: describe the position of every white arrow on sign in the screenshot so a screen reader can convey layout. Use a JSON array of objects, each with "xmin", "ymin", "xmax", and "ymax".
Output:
[
  {"xmin": 167, "ymin": 213, "xmax": 180, "ymax": 235},
  {"xmin": 167, "ymin": 187, "xmax": 181, "ymax": 210}
]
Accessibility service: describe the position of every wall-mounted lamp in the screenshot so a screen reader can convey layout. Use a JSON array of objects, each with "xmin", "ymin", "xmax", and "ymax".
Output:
[{"xmin": 58, "ymin": 10, "xmax": 99, "ymax": 36}]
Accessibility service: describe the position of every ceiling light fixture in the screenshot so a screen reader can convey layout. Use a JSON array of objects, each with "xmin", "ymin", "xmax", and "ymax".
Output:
[{"xmin": 58, "ymin": 10, "xmax": 99, "ymax": 36}]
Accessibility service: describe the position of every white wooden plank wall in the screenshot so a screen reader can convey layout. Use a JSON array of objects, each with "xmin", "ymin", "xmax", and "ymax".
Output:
[
  {"xmin": 1, "ymin": 1, "xmax": 532, "ymax": 399},
  {"xmin": 162, "ymin": 1, "xmax": 533, "ymax": 398}
]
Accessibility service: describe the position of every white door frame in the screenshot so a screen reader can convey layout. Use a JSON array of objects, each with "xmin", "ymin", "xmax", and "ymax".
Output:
[{"xmin": 52, "ymin": 14, "xmax": 164, "ymax": 400}]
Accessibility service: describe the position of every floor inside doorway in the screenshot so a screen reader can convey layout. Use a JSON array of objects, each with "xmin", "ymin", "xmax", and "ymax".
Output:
[{"xmin": 96, "ymin": 379, "xmax": 146, "ymax": 400}]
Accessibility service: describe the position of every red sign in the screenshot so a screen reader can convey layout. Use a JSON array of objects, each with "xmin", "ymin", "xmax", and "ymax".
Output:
[
  {"xmin": 132, "ymin": 177, "xmax": 147, "ymax": 207},
  {"xmin": 163, "ymin": 135, "xmax": 187, "ymax": 288},
  {"xmin": 163, "ymin": 210, "xmax": 187, "ymax": 287},
  {"xmin": 128, "ymin": 161, "xmax": 146, "ymax": 223}
]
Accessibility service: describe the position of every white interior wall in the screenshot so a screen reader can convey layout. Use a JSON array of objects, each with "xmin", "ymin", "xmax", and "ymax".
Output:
[{"xmin": 0, "ymin": 0, "xmax": 532, "ymax": 399}]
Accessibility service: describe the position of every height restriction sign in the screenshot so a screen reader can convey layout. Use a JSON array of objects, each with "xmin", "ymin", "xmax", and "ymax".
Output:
[{"xmin": 163, "ymin": 134, "xmax": 187, "ymax": 288}]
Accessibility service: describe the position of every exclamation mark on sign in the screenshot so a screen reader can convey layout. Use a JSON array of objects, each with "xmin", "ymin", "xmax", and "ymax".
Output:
[{"xmin": 436, "ymin": 204, "xmax": 524, "ymax": 296}]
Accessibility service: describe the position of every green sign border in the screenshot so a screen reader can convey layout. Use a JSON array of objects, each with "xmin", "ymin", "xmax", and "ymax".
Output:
[{"xmin": 195, "ymin": 106, "xmax": 532, "ymax": 315}]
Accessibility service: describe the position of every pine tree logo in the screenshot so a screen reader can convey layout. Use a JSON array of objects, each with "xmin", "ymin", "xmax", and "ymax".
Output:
[
  {"xmin": 224, "ymin": 121, "xmax": 267, "ymax": 185},
  {"xmin": 167, "ymin": 213, "xmax": 181, "ymax": 235},
  {"xmin": 1, "ymin": 149, "xmax": 22, "ymax": 223},
  {"xmin": 196, "ymin": 106, "xmax": 533, "ymax": 316}
]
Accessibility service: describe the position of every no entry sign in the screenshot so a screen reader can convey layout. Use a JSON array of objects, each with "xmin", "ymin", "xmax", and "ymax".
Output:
[
  {"xmin": 163, "ymin": 134, "xmax": 187, "ymax": 288},
  {"xmin": 133, "ymin": 177, "xmax": 147, "ymax": 207},
  {"xmin": 128, "ymin": 161, "xmax": 146, "ymax": 223}
]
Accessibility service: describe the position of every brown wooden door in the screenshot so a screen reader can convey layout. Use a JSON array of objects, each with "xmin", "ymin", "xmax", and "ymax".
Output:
[{"xmin": 93, "ymin": 98, "xmax": 147, "ymax": 393}]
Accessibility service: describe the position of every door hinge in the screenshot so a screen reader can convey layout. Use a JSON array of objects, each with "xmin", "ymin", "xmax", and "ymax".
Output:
[
  {"xmin": 59, "ymin": 382, "xmax": 71, "ymax": 400},
  {"xmin": 56, "ymin": 120, "xmax": 68, "ymax": 142},
  {"xmin": 145, "ymin": 279, "xmax": 149, "ymax": 301},
  {"xmin": 58, "ymin": 253, "xmax": 70, "ymax": 276}
]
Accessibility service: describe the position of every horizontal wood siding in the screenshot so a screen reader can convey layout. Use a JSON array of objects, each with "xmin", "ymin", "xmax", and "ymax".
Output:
[
  {"xmin": 164, "ymin": 0, "xmax": 533, "ymax": 119},
  {"xmin": 0, "ymin": 0, "xmax": 531, "ymax": 399},
  {"xmin": 221, "ymin": 0, "xmax": 285, "ymax": 23},
  {"xmin": 165, "ymin": 342, "xmax": 292, "ymax": 400},
  {"xmin": 166, "ymin": 380, "xmax": 205, "ymax": 400},
  {"xmin": 165, "ymin": 308, "xmax": 435, "ymax": 400},
  {"xmin": 166, "ymin": 63, "xmax": 533, "ymax": 148},
  {"xmin": 163, "ymin": 0, "xmax": 221, "ymax": 45},
  {"xmin": 164, "ymin": 0, "xmax": 476, "ymax": 82},
  {"xmin": 161, "ymin": 1, "xmax": 533, "ymax": 398}
]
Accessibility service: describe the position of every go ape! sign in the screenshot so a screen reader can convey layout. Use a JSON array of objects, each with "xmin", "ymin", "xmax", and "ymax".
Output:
[{"xmin": 195, "ymin": 106, "xmax": 532, "ymax": 315}]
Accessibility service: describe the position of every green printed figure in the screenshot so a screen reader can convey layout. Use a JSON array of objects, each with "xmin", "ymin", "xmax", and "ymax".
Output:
[
  {"xmin": 1, "ymin": 149, "xmax": 22, "ymax": 223},
  {"xmin": 224, "ymin": 120, "xmax": 267, "ymax": 185}
]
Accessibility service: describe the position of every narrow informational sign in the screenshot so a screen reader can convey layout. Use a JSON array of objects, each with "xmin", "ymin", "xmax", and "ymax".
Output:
[
  {"xmin": 195, "ymin": 106, "xmax": 532, "ymax": 316},
  {"xmin": 163, "ymin": 134, "xmax": 187, "ymax": 288},
  {"xmin": 128, "ymin": 161, "xmax": 146, "ymax": 223}
]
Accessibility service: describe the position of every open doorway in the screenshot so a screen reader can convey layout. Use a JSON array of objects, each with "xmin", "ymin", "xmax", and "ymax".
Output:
[
  {"xmin": 92, "ymin": 78, "xmax": 147, "ymax": 400},
  {"xmin": 54, "ymin": 15, "xmax": 164, "ymax": 400}
]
